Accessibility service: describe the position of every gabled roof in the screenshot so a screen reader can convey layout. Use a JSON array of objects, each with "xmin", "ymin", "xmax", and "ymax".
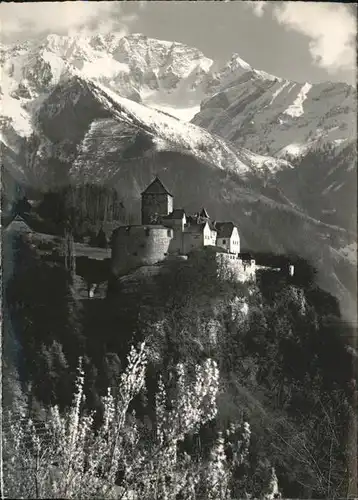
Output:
[
  {"xmin": 4, "ymin": 214, "xmax": 33, "ymax": 233},
  {"xmin": 199, "ymin": 207, "xmax": 210, "ymax": 219},
  {"xmin": 215, "ymin": 222, "xmax": 236, "ymax": 238},
  {"xmin": 141, "ymin": 176, "xmax": 173, "ymax": 196},
  {"xmin": 163, "ymin": 209, "xmax": 186, "ymax": 220}
]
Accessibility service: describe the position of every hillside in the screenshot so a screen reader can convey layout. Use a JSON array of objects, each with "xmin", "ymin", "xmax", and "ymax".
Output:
[
  {"xmin": 4, "ymin": 230, "xmax": 355, "ymax": 499},
  {"xmin": 1, "ymin": 33, "xmax": 356, "ymax": 322}
]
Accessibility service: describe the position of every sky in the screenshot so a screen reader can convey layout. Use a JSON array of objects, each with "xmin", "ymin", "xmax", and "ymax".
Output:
[{"xmin": 0, "ymin": 1, "xmax": 356, "ymax": 85}]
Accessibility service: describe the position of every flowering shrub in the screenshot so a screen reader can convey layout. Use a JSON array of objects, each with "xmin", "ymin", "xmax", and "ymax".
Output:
[{"xmin": 3, "ymin": 343, "xmax": 276, "ymax": 499}]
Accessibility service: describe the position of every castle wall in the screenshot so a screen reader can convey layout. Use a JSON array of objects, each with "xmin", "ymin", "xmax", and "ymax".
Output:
[
  {"xmin": 169, "ymin": 228, "xmax": 184, "ymax": 254},
  {"xmin": 182, "ymin": 231, "xmax": 204, "ymax": 254},
  {"xmin": 182, "ymin": 223, "xmax": 214, "ymax": 254},
  {"xmin": 165, "ymin": 217, "xmax": 186, "ymax": 232},
  {"xmin": 141, "ymin": 193, "xmax": 173, "ymax": 224},
  {"xmin": 216, "ymin": 253, "xmax": 256, "ymax": 283},
  {"xmin": 111, "ymin": 225, "xmax": 173, "ymax": 276}
]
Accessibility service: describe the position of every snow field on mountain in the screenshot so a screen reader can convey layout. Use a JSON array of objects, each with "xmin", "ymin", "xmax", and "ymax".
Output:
[
  {"xmin": 283, "ymin": 83, "xmax": 312, "ymax": 117},
  {"xmin": 88, "ymin": 81, "xmax": 253, "ymax": 175}
]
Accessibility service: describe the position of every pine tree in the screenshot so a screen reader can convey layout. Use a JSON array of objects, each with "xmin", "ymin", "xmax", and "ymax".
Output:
[
  {"xmin": 64, "ymin": 229, "xmax": 76, "ymax": 278},
  {"xmin": 95, "ymin": 228, "xmax": 108, "ymax": 248}
]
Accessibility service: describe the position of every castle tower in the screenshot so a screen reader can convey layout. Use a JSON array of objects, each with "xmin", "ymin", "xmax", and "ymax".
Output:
[{"xmin": 141, "ymin": 176, "xmax": 173, "ymax": 225}]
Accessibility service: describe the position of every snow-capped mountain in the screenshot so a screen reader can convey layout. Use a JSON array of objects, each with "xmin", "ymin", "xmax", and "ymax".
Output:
[
  {"xmin": 1, "ymin": 33, "xmax": 355, "ymax": 219},
  {"xmin": 1, "ymin": 32, "xmax": 356, "ymax": 156},
  {"xmin": 0, "ymin": 33, "xmax": 296, "ymax": 186},
  {"xmin": 0, "ymin": 32, "xmax": 214, "ymax": 127},
  {"xmin": 190, "ymin": 57, "xmax": 356, "ymax": 234},
  {"xmin": 0, "ymin": 32, "xmax": 231, "ymax": 184},
  {"xmin": 192, "ymin": 73, "xmax": 356, "ymax": 158},
  {"xmin": 7, "ymin": 71, "xmax": 291, "ymax": 189}
]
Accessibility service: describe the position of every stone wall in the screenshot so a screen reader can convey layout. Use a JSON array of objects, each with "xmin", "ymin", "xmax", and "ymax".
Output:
[
  {"xmin": 141, "ymin": 193, "xmax": 173, "ymax": 224},
  {"xmin": 182, "ymin": 231, "xmax": 204, "ymax": 254},
  {"xmin": 111, "ymin": 225, "xmax": 173, "ymax": 276},
  {"xmin": 216, "ymin": 253, "xmax": 256, "ymax": 283},
  {"xmin": 169, "ymin": 228, "xmax": 184, "ymax": 254}
]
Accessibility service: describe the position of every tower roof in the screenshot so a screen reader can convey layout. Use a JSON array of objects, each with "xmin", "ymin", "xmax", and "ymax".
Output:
[
  {"xmin": 199, "ymin": 207, "xmax": 210, "ymax": 219},
  {"xmin": 5, "ymin": 214, "xmax": 33, "ymax": 233},
  {"xmin": 141, "ymin": 176, "xmax": 173, "ymax": 196}
]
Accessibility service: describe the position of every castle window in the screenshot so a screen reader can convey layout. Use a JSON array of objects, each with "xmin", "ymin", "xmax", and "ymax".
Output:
[
  {"xmin": 140, "ymin": 243, "xmax": 145, "ymax": 248},
  {"xmin": 145, "ymin": 228, "xmax": 150, "ymax": 237},
  {"xmin": 223, "ymin": 239, "xmax": 226, "ymax": 244},
  {"xmin": 133, "ymin": 252, "xmax": 138, "ymax": 256},
  {"xmin": 167, "ymin": 230, "xmax": 171, "ymax": 237}
]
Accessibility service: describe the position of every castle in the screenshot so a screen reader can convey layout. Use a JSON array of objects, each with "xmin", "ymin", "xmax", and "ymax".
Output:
[{"xmin": 111, "ymin": 176, "xmax": 256, "ymax": 281}]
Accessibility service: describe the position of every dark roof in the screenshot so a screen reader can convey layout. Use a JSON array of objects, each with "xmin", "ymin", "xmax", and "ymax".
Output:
[
  {"xmin": 184, "ymin": 222, "xmax": 207, "ymax": 234},
  {"xmin": 141, "ymin": 176, "xmax": 173, "ymax": 196},
  {"xmin": 4, "ymin": 214, "xmax": 33, "ymax": 233},
  {"xmin": 199, "ymin": 207, "xmax": 210, "ymax": 219},
  {"xmin": 163, "ymin": 209, "xmax": 186, "ymax": 220},
  {"xmin": 215, "ymin": 222, "xmax": 235, "ymax": 238}
]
